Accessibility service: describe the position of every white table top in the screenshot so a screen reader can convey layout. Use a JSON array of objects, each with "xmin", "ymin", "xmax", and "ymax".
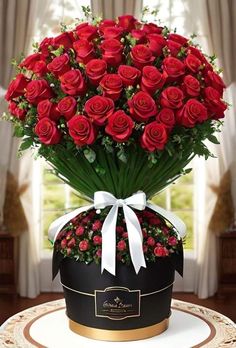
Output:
[{"xmin": 0, "ymin": 299, "xmax": 235, "ymax": 347}]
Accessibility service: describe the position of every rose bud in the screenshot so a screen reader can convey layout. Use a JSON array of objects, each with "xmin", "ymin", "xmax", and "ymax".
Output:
[
  {"xmin": 92, "ymin": 220, "xmax": 102, "ymax": 231},
  {"xmin": 99, "ymin": 74, "xmax": 123, "ymax": 101},
  {"xmin": 79, "ymin": 240, "xmax": 89, "ymax": 251},
  {"xmin": 67, "ymin": 114, "xmax": 96, "ymax": 146},
  {"xmin": 33, "ymin": 60, "xmax": 48, "ymax": 77},
  {"xmin": 85, "ymin": 59, "xmax": 107, "ymax": 86},
  {"xmin": 37, "ymin": 100, "xmax": 61, "ymax": 121},
  {"xmin": 130, "ymin": 44, "xmax": 154, "ymax": 70},
  {"xmin": 105, "ymin": 110, "xmax": 134, "ymax": 142},
  {"xmin": 204, "ymin": 87, "xmax": 227, "ymax": 119},
  {"xmin": 34, "ymin": 118, "xmax": 61, "ymax": 145},
  {"xmin": 141, "ymin": 122, "xmax": 168, "ymax": 152},
  {"xmin": 39, "ymin": 37, "xmax": 53, "ymax": 57},
  {"xmin": 204, "ymin": 70, "xmax": 226, "ymax": 95},
  {"xmin": 141, "ymin": 66, "xmax": 167, "ymax": 95},
  {"xmin": 160, "ymin": 86, "xmax": 184, "ymax": 109},
  {"xmin": 146, "ymin": 34, "xmax": 166, "ymax": 56},
  {"xmin": 168, "ymin": 33, "xmax": 188, "ymax": 45},
  {"xmin": 5, "ymin": 74, "xmax": 28, "ymax": 101},
  {"xmin": 76, "ymin": 23, "xmax": 98, "ymax": 41},
  {"xmin": 75, "ymin": 226, "xmax": 84, "ymax": 236},
  {"xmin": 128, "ymin": 91, "xmax": 157, "ymax": 122},
  {"xmin": 185, "ymin": 53, "xmax": 202, "ymax": 73},
  {"xmin": 67, "ymin": 237, "xmax": 76, "ymax": 248},
  {"xmin": 20, "ymin": 53, "xmax": 43, "ymax": 70},
  {"xmin": 47, "ymin": 53, "xmax": 70, "ymax": 77},
  {"xmin": 117, "ymin": 240, "xmax": 127, "ymax": 251},
  {"xmin": 122, "ymin": 232, "xmax": 128, "ymax": 238},
  {"xmin": 25, "ymin": 79, "xmax": 52, "ymax": 105},
  {"xmin": 57, "ymin": 96, "xmax": 77, "ymax": 120},
  {"xmin": 96, "ymin": 248, "xmax": 102, "ymax": 257},
  {"xmin": 118, "ymin": 65, "xmax": 141, "ymax": 86},
  {"xmin": 73, "ymin": 39, "xmax": 94, "ymax": 64},
  {"xmin": 61, "ymin": 239, "xmax": 67, "ymax": 249},
  {"xmin": 154, "ymin": 246, "xmax": 169, "ymax": 257},
  {"xmin": 166, "ymin": 40, "xmax": 182, "ymax": 57},
  {"xmin": 176, "ymin": 99, "xmax": 208, "ymax": 127},
  {"xmin": 84, "ymin": 95, "xmax": 114, "ymax": 125},
  {"xmin": 8, "ymin": 101, "xmax": 26, "ymax": 120},
  {"xmin": 143, "ymin": 23, "xmax": 163, "ymax": 34},
  {"xmin": 99, "ymin": 19, "xmax": 116, "ymax": 35},
  {"xmin": 52, "ymin": 32, "xmax": 73, "ymax": 49},
  {"xmin": 168, "ymin": 236, "xmax": 178, "ymax": 246},
  {"xmin": 93, "ymin": 235, "xmax": 102, "ymax": 245}
]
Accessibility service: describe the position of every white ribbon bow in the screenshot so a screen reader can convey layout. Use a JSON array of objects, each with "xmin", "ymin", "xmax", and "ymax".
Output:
[
  {"xmin": 48, "ymin": 190, "xmax": 186, "ymax": 276},
  {"xmin": 94, "ymin": 191, "xmax": 147, "ymax": 275}
]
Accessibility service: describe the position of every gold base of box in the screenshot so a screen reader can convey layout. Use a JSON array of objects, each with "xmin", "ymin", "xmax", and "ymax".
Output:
[{"xmin": 69, "ymin": 318, "xmax": 169, "ymax": 341}]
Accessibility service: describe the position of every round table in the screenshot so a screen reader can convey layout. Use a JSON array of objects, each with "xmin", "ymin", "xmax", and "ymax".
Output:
[{"xmin": 0, "ymin": 299, "xmax": 235, "ymax": 347}]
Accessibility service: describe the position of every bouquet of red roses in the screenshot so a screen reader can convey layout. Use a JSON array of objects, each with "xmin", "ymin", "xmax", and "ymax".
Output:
[{"xmin": 4, "ymin": 11, "xmax": 227, "ymax": 268}]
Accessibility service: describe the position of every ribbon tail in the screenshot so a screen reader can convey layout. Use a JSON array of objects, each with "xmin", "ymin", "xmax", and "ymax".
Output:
[
  {"xmin": 101, "ymin": 205, "xmax": 118, "ymax": 276},
  {"xmin": 147, "ymin": 202, "xmax": 186, "ymax": 238},
  {"xmin": 123, "ymin": 204, "xmax": 146, "ymax": 274},
  {"xmin": 48, "ymin": 204, "xmax": 94, "ymax": 243}
]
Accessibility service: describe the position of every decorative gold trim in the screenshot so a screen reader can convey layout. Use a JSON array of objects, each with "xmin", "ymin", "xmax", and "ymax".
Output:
[
  {"xmin": 60, "ymin": 281, "xmax": 174, "ymax": 297},
  {"xmin": 69, "ymin": 318, "xmax": 169, "ymax": 341}
]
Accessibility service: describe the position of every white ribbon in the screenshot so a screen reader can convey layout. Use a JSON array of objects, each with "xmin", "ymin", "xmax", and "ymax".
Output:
[{"xmin": 48, "ymin": 190, "xmax": 186, "ymax": 276}]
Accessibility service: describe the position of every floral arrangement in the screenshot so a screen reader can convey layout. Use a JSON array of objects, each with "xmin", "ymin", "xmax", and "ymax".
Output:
[
  {"xmin": 55, "ymin": 207, "xmax": 181, "ymax": 265},
  {"xmin": 3, "ymin": 8, "xmax": 227, "ymax": 266}
]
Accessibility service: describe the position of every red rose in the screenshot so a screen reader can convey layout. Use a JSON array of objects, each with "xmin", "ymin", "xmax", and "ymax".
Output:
[
  {"xmin": 182, "ymin": 75, "xmax": 200, "ymax": 97},
  {"xmin": 118, "ymin": 65, "xmax": 141, "ymax": 86},
  {"xmin": 99, "ymin": 74, "xmax": 123, "ymax": 101},
  {"xmin": 188, "ymin": 46, "xmax": 212, "ymax": 71},
  {"xmin": 102, "ymin": 27, "xmax": 123, "ymax": 40},
  {"xmin": 20, "ymin": 53, "xmax": 43, "ymax": 70},
  {"xmin": 5, "ymin": 74, "xmax": 28, "ymax": 101},
  {"xmin": 85, "ymin": 59, "xmax": 107, "ymax": 86},
  {"xmin": 26, "ymin": 79, "xmax": 52, "ymax": 105},
  {"xmin": 160, "ymin": 87, "xmax": 184, "ymax": 109},
  {"xmin": 60, "ymin": 69, "xmax": 86, "ymax": 96},
  {"xmin": 147, "ymin": 237, "xmax": 155, "ymax": 246},
  {"xmin": 156, "ymin": 108, "xmax": 175, "ymax": 130},
  {"xmin": 57, "ymin": 96, "xmax": 77, "ymax": 120},
  {"xmin": 141, "ymin": 122, "xmax": 168, "ymax": 151},
  {"xmin": 100, "ymin": 39, "xmax": 123, "ymax": 66},
  {"xmin": 162, "ymin": 57, "xmax": 185, "ymax": 78},
  {"xmin": 79, "ymin": 240, "xmax": 89, "ymax": 251},
  {"xmin": 76, "ymin": 23, "xmax": 98, "ymax": 41},
  {"xmin": 33, "ymin": 61, "xmax": 48, "ymax": 77},
  {"xmin": 39, "ymin": 37, "xmax": 53, "ymax": 57},
  {"xmin": 37, "ymin": 99, "xmax": 60, "ymax": 121},
  {"xmin": 176, "ymin": 99, "xmax": 208, "ymax": 127},
  {"xmin": 143, "ymin": 23, "xmax": 163, "ymax": 34},
  {"xmin": 35, "ymin": 118, "xmax": 61, "ymax": 144},
  {"xmin": 85, "ymin": 95, "xmax": 114, "ymax": 125},
  {"xmin": 130, "ymin": 44, "xmax": 155, "ymax": 69},
  {"xmin": 146, "ymin": 33, "xmax": 166, "ymax": 56},
  {"xmin": 75, "ymin": 226, "xmax": 84, "ymax": 236},
  {"xmin": 8, "ymin": 101, "xmax": 26, "ymax": 120},
  {"xmin": 73, "ymin": 39, "xmax": 94, "ymax": 64},
  {"xmin": 67, "ymin": 114, "xmax": 96, "ymax": 146},
  {"xmin": 118, "ymin": 15, "xmax": 137, "ymax": 31},
  {"xmin": 141, "ymin": 66, "xmax": 167, "ymax": 95},
  {"xmin": 105, "ymin": 110, "xmax": 134, "ymax": 142},
  {"xmin": 204, "ymin": 87, "xmax": 227, "ymax": 119},
  {"xmin": 205, "ymin": 70, "xmax": 225, "ymax": 95},
  {"xmin": 185, "ymin": 54, "xmax": 201, "ymax": 73},
  {"xmin": 117, "ymin": 240, "xmax": 127, "ymax": 251},
  {"xmin": 99, "ymin": 19, "xmax": 116, "ymax": 35},
  {"xmin": 168, "ymin": 33, "xmax": 188, "ymax": 45},
  {"xmin": 67, "ymin": 237, "xmax": 76, "ymax": 248},
  {"xmin": 128, "ymin": 91, "xmax": 157, "ymax": 122},
  {"xmin": 131, "ymin": 29, "xmax": 146, "ymax": 43},
  {"xmin": 52, "ymin": 32, "xmax": 73, "ymax": 49},
  {"xmin": 93, "ymin": 235, "xmax": 102, "ymax": 245},
  {"xmin": 166, "ymin": 40, "xmax": 182, "ymax": 56},
  {"xmin": 47, "ymin": 53, "xmax": 70, "ymax": 76},
  {"xmin": 92, "ymin": 220, "xmax": 102, "ymax": 231},
  {"xmin": 154, "ymin": 246, "xmax": 169, "ymax": 257},
  {"xmin": 168, "ymin": 236, "xmax": 178, "ymax": 246}
]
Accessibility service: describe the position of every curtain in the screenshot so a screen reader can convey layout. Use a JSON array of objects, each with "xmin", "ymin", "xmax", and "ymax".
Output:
[
  {"xmin": 194, "ymin": 0, "xmax": 236, "ymax": 298},
  {"xmin": 91, "ymin": 0, "xmax": 143, "ymax": 19},
  {"xmin": 0, "ymin": 0, "xmax": 40, "ymax": 298}
]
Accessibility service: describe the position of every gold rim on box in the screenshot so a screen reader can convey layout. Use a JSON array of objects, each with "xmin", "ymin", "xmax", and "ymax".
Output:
[{"xmin": 69, "ymin": 318, "xmax": 169, "ymax": 341}]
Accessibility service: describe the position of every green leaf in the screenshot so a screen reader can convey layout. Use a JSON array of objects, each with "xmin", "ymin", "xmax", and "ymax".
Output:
[
  {"xmin": 13, "ymin": 123, "xmax": 24, "ymax": 137},
  {"xmin": 83, "ymin": 148, "xmax": 96, "ymax": 163},
  {"xmin": 19, "ymin": 137, "xmax": 33, "ymax": 151},
  {"xmin": 208, "ymin": 134, "xmax": 220, "ymax": 144}
]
